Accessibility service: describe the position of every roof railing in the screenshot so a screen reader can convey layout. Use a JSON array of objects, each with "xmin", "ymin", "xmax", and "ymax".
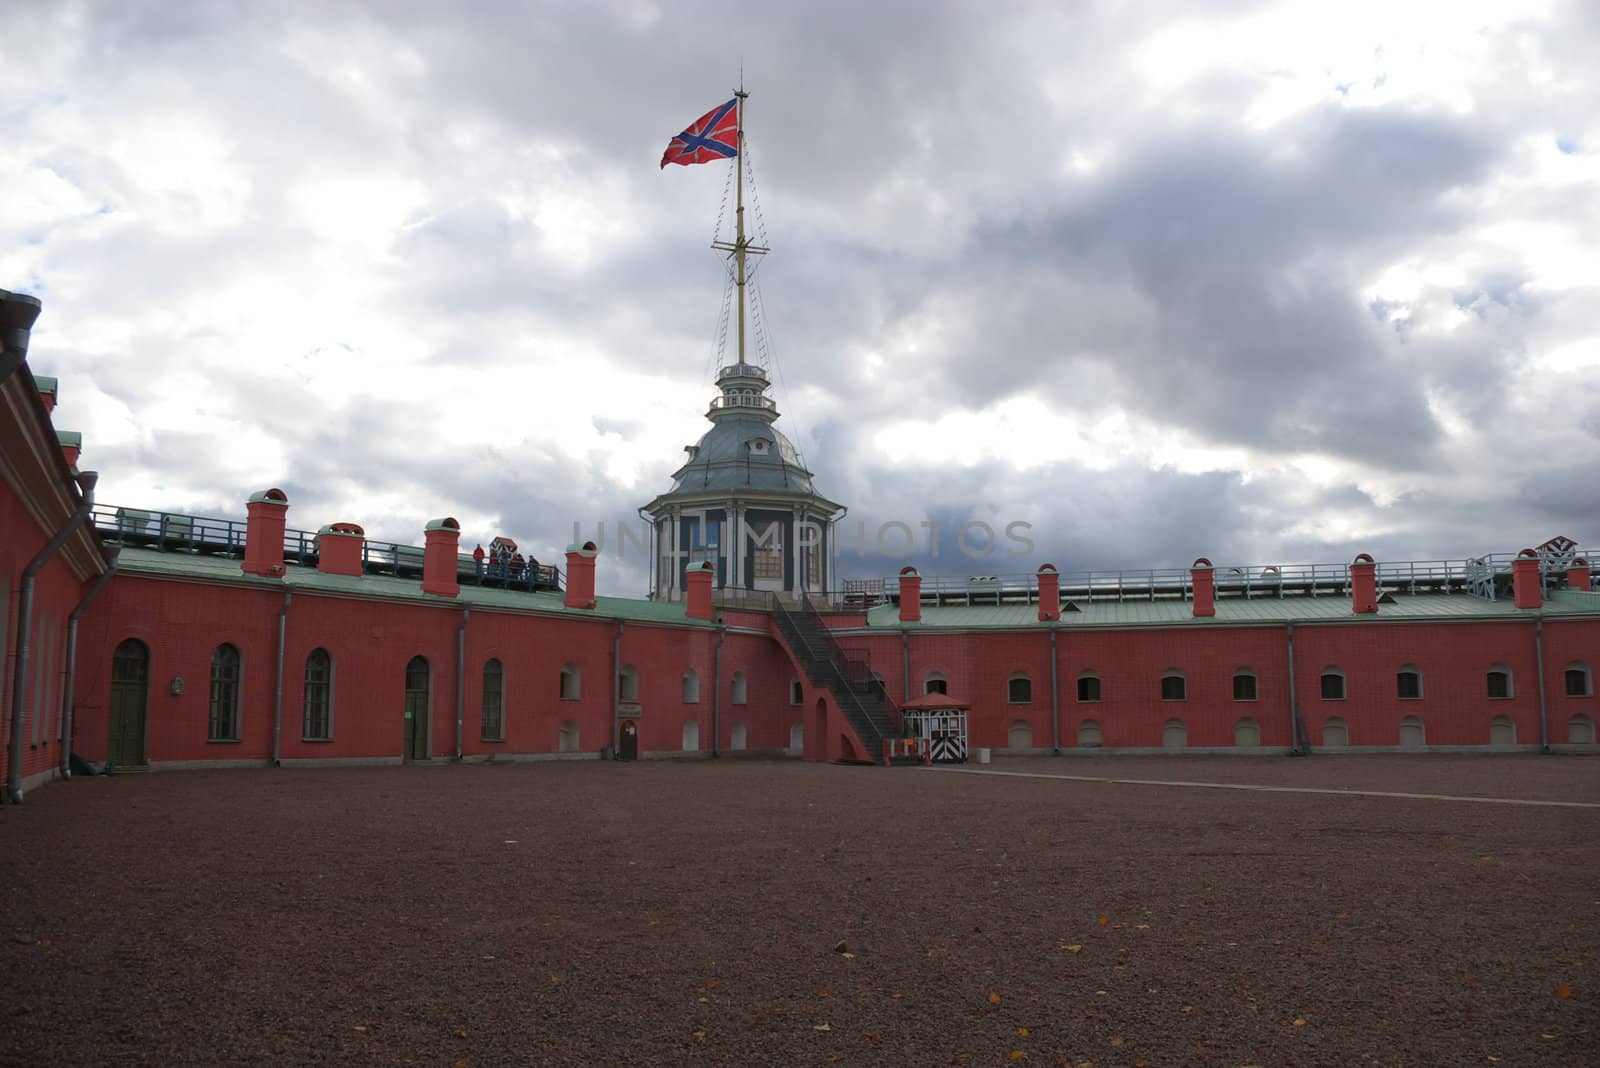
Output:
[{"xmin": 91, "ymin": 503, "xmax": 561, "ymax": 593}]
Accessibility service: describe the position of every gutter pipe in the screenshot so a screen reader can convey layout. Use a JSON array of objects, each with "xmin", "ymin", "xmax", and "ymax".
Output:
[
  {"xmin": 8, "ymin": 470, "xmax": 97, "ymax": 803},
  {"xmin": 1286, "ymin": 621, "xmax": 1304, "ymax": 755},
  {"xmin": 1049, "ymin": 628, "xmax": 1061, "ymax": 754},
  {"xmin": 0, "ymin": 289, "xmax": 43, "ymax": 386},
  {"xmin": 1534, "ymin": 615, "xmax": 1549, "ymax": 753},
  {"xmin": 455, "ymin": 608, "xmax": 469, "ymax": 759},
  {"xmin": 58, "ymin": 547, "xmax": 121, "ymax": 777},
  {"xmin": 271, "ymin": 591, "xmax": 292, "ymax": 765},
  {"xmin": 712, "ymin": 626, "xmax": 725, "ymax": 757},
  {"xmin": 612, "ymin": 621, "xmax": 624, "ymax": 757}
]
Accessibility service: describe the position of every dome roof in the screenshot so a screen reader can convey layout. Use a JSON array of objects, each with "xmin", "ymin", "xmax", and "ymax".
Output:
[{"xmin": 668, "ymin": 411, "xmax": 817, "ymax": 495}]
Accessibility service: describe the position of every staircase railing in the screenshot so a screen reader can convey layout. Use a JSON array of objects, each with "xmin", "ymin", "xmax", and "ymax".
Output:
[{"xmin": 771, "ymin": 596, "xmax": 896, "ymax": 757}]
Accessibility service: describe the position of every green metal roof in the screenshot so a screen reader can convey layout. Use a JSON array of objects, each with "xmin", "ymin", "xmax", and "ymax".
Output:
[
  {"xmin": 113, "ymin": 548, "xmax": 715, "ymax": 627},
  {"xmin": 33, "ymin": 374, "xmax": 58, "ymax": 394},
  {"xmin": 56, "ymin": 430, "xmax": 82, "ymax": 447},
  {"xmin": 866, "ymin": 589, "xmax": 1600, "ymax": 630}
]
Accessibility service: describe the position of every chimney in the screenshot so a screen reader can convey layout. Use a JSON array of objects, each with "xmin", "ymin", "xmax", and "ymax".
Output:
[
  {"xmin": 241, "ymin": 488, "xmax": 289, "ymax": 578},
  {"xmin": 316, "ymin": 522, "xmax": 365, "ymax": 577},
  {"xmin": 1512, "ymin": 548, "xmax": 1542, "ymax": 609},
  {"xmin": 421, "ymin": 518, "xmax": 461, "ymax": 597},
  {"xmin": 1191, "ymin": 557, "xmax": 1215, "ymax": 618},
  {"xmin": 1037, "ymin": 564, "xmax": 1060, "ymax": 622},
  {"xmin": 686, "ymin": 560, "xmax": 714, "ymax": 620},
  {"xmin": 1350, "ymin": 553, "xmax": 1378, "ymax": 614},
  {"xmin": 57, "ymin": 429, "xmax": 81, "ymax": 468},
  {"xmin": 898, "ymin": 566, "xmax": 922, "ymax": 623},
  {"xmin": 1569, "ymin": 557, "xmax": 1592, "ymax": 592},
  {"xmin": 564, "ymin": 541, "xmax": 599, "ymax": 609}
]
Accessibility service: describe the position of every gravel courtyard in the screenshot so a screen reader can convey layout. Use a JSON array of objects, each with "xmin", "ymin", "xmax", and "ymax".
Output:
[{"xmin": 2, "ymin": 755, "xmax": 1595, "ymax": 1066}]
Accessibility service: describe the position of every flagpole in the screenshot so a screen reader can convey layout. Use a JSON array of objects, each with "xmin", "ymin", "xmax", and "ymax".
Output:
[{"xmin": 734, "ymin": 89, "xmax": 749, "ymax": 367}]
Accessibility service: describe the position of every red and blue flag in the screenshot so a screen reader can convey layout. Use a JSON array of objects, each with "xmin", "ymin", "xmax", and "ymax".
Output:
[{"xmin": 660, "ymin": 99, "xmax": 739, "ymax": 169}]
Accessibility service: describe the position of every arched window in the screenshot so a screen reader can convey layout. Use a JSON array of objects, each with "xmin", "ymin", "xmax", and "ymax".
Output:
[
  {"xmin": 303, "ymin": 648, "xmax": 333, "ymax": 740},
  {"xmin": 1162, "ymin": 718, "xmax": 1187, "ymax": 749},
  {"xmin": 1399, "ymin": 715, "xmax": 1425, "ymax": 747},
  {"xmin": 730, "ymin": 722, "xmax": 748, "ymax": 750},
  {"xmin": 731, "ymin": 671, "xmax": 748, "ymax": 705},
  {"xmin": 1160, "ymin": 671, "xmax": 1186, "ymax": 702},
  {"xmin": 789, "ymin": 678, "xmax": 803, "ymax": 705},
  {"xmin": 559, "ymin": 663, "xmax": 580, "ymax": 700},
  {"xmin": 481, "ymin": 659, "xmax": 504, "ymax": 741},
  {"xmin": 1569, "ymin": 714, "xmax": 1595, "ymax": 744},
  {"xmin": 1320, "ymin": 667, "xmax": 1346, "ymax": 701},
  {"xmin": 924, "ymin": 672, "xmax": 948, "ymax": 696},
  {"xmin": 1076, "ymin": 672, "xmax": 1101, "ymax": 703},
  {"xmin": 682, "ymin": 720, "xmax": 700, "ymax": 751},
  {"xmin": 1489, "ymin": 715, "xmax": 1516, "ymax": 747},
  {"xmin": 619, "ymin": 665, "xmax": 639, "ymax": 703},
  {"xmin": 558, "ymin": 720, "xmax": 579, "ymax": 753},
  {"xmin": 1007, "ymin": 720, "xmax": 1033, "ymax": 749},
  {"xmin": 208, "ymin": 643, "xmax": 241, "ymax": 742},
  {"xmin": 1234, "ymin": 717, "xmax": 1260, "ymax": 747},
  {"xmin": 1232, "ymin": 669, "xmax": 1257, "ymax": 702},
  {"xmin": 1566, "ymin": 662, "xmax": 1593, "ymax": 697},
  {"xmin": 1396, "ymin": 664, "xmax": 1423, "ymax": 700},
  {"xmin": 1007, "ymin": 673, "xmax": 1032, "ymax": 704},
  {"xmin": 682, "ymin": 669, "xmax": 700, "ymax": 704},
  {"xmin": 1486, "ymin": 665, "xmax": 1513, "ymax": 700},
  {"xmin": 1077, "ymin": 719, "xmax": 1102, "ymax": 747},
  {"xmin": 1322, "ymin": 716, "xmax": 1348, "ymax": 748}
]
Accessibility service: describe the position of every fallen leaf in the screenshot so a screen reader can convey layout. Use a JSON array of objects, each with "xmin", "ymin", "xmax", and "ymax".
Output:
[
  {"xmin": 1095, "ymin": 990, "xmax": 1108, "ymax": 997},
  {"xmin": 1293, "ymin": 1018, "xmax": 1307, "ymax": 1027},
  {"xmin": 1204, "ymin": 886, "xmax": 1214, "ymax": 892},
  {"xmin": 1110, "ymin": 1036, "xmax": 1124, "ymax": 1047},
  {"xmin": 549, "ymin": 976, "xmax": 560, "ymax": 984},
  {"xmin": 480, "ymin": 955, "xmax": 496, "ymax": 961},
  {"xmin": 452, "ymin": 1028, "xmax": 467, "ymax": 1039},
  {"xmin": 1097, "ymin": 917, "xmax": 1109, "ymax": 926},
  {"xmin": 1010, "ymin": 1051, "xmax": 1025, "ymax": 1061},
  {"xmin": 1556, "ymin": 984, "xmax": 1573, "ymax": 999},
  {"xmin": 1062, "ymin": 945, "xmax": 1083, "ymax": 953},
  {"xmin": 1017, "ymin": 1027, "xmax": 1030, "ymax": 1036},
  {"xmin": 1540, "ymin": 1033, "xmax": 1556, "ymax": 1039},
  {"xmin": 864, "ymin": 1031, "xmax": 882, "ymax": 1044},
  {"xmin": 842, "ymin": 952, "xmax": 856, "ymax": 959},
  {"xmin": 453, "ymin": 1060, "xmax": 468, "ymax": 1068},
  {"xmin": 352, "ymin": 1025, "xmax": 367, "ymax": 1033},
  {"xmin": 814, "ymin": 1023, "xmax": 832, "ymax": 1032},
  {"xmin": 989, "ymin": 992, "xmax": 1002, "ymax": 1004},
  {"xmin": 1337, "ymin": 912, "xmax": 1350, "ymax": 920},
  {"xmin": 1135, "ymin": 923, "xmax": 1151, "ymax": 929},
  {"xmin": 692, "ymin": 1030, "xmax": 707, "ymax": 1041},
  {"xmin": 1182, "ymin": 1005, "xmax": 1195, "ymax": 1014}
]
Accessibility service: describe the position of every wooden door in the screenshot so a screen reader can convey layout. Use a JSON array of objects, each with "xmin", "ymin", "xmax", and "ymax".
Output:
[
  {"xmin": 404, "ymin": 656, "xmax": 429, "ymax": 762},
  {"xmin": 109, "ymin": 639, "xmax": 149, "ymax": 767}
]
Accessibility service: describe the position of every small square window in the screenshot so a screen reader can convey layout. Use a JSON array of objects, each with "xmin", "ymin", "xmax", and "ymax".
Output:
[
  {"xmin": 1320, "ymin": 673, "xmax": 1345, "ymax": 701},
  {"xmin": 1160, "ymin": 675, "xmax": 1186, "ymax": 701},
  {"xmin": 1232, "ymin": 674, "xmax": 1257, "ymax": 701},
  {"xmin": 1077, "ymin": 676, "xmax": 1101, "ymax": 702}
]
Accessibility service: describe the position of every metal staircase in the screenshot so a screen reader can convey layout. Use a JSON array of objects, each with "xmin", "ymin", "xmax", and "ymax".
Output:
[{"xmin": 771, "ymin": 595, "xmax": 901, "ymax": 763}]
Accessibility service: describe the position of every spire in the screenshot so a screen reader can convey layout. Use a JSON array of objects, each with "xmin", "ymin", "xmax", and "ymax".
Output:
[{"xmin": 710, "ymin": 90, "xmax": 767, "ymax": 366}]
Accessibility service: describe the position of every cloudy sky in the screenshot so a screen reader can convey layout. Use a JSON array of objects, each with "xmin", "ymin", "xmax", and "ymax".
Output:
[{"xmin": 6, "ymin": 0, "xmax": 1598, "ymax": 594}]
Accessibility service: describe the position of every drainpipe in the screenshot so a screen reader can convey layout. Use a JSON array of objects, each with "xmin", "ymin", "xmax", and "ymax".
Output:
[
  {"xmin": 271, "ymin": 591, "xmax": 292, "ymax": 766},
  {"xmin": 58, "ymin": 547, "xmax": 121, "ymax": 777},
  {"xmin": 1049, "ymin": 628, "xmax": 1061, "ymax": 754},
  {"xmin": 455, "ymin": 607, "xmax": 469, "ymax": 760},
  {"xmin": 612, "ymin": 621, "xmax": 624, "ymax": 756},
  {"xmin": 0, "ymin": 289, "xmax": 43, "ymax": 386},
  {"xmin": 8, "ymin": 471, "xmax": 97, "ymax": 804},
  {"xmin": 712, "ymin": 626, "xmax": 725, "ymax": 757},
  {"xmin": 1285, "ymin": 622, "xmax": 1303, "ymax": 755},
  {"xmin": 901, "ymin": 630, "xmax": 910, "ymax": 702},
  {"xmin": 1534, "ymin": 615, "xmax": 1549, "ymax": 753}
]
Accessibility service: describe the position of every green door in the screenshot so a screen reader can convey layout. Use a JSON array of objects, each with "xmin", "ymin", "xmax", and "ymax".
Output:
[
  {"xmin": 109, "ymin": 639, "xmax": 149, "ymax": 767},
  {"xmin": 403, "ymin": 656, "xmax": 429, "ymax": 762}
]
